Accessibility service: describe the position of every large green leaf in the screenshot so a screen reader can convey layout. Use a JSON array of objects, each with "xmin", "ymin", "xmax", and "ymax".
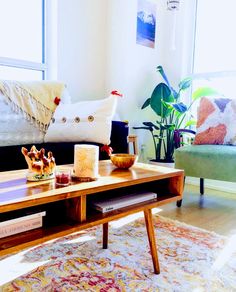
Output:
[
  {"xmin": 141, "ymin": 98, "xmax": 150, "ymax": 109},
  {"xmin": 184, "ymin": 119, "xmax": 196, "ymax": 127},
  {"xmin": 192, "ymin": 87, "xmax": 218, "ymax": 101},
  {"xmin": 150, "ymin": 83, "xmax": 173, "ymax": 118}
]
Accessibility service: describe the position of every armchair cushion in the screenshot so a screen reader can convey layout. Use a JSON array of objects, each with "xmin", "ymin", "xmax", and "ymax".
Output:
[
  {"xmin": 194, "ymin": 96, "xmax": 236, "ymax": 145},
  {"xmin": 175, "ymin": 144, "xmax": 236, "ymax": 182}
]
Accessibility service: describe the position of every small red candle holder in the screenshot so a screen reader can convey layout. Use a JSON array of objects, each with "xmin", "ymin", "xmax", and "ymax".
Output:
[{"xmin": 55, "ymin": 168, "xmax": 71, "ymax": 186}]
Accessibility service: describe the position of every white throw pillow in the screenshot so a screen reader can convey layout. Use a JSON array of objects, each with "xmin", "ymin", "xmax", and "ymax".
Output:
[
  {"xmin": 44, "ymin": 95, "xmax": 117, "ymax": 145},
  {"xmin": 61, "ymin": 87, "xmax": 72, "ymax": 104}
]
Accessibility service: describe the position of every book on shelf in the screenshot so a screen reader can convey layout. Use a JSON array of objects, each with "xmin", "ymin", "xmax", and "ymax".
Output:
[
  {"xmin": 0, "ymin": 211, "xmax": 46, "ymax": 239},
  {"xmin": 91, "ymin": 191, "xmax": 157, "ymax": 213}
]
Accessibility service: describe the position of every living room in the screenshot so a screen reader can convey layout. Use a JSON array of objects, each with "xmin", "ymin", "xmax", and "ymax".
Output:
[{"xmin": 0, "ymin": 0, "xmax": 236, "ymax": 290}]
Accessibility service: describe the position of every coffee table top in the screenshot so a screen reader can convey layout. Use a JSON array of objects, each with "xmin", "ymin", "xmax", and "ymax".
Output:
[{"xmin": 0, "ymin": 161, "xmax": 183, "ymax": 213}]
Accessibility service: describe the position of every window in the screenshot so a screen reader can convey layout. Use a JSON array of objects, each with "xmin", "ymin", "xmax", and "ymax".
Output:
[
  {"xmin": 0, "ymin": 0, "xmax": 46, "ymax": 80},
  {"xmin": 192, "ymin": 0, "xmax": 236, "ymax": 103}
]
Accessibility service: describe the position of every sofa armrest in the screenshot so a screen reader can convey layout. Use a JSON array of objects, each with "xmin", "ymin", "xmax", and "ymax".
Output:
[{"xmin": 127, "ymin": 134, "xmax": 138, "ymax": 155}]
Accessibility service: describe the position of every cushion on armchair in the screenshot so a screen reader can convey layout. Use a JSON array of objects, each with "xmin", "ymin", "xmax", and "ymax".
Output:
[
  {"xmin": 175, "ymin": 95, "xmax": 236, "ymax": 183},
  {"xmin": 194, "ymin": 96, "xmax": 236, "ymax": 145}
]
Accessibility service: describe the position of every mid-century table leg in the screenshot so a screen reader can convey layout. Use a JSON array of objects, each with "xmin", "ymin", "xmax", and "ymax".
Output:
[
  {"xmin": 144, "ymin": 209, "xmax": 160, "ymax": 274},
  {"xmin": 102, "ymin": 222, "xmax": 109, "ymax": 249}
]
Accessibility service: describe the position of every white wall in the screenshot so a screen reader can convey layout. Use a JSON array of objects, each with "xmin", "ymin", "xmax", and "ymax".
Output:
[
  {"xmin": 57, "ymin": 0, "xmax": 196, "ymax": 156},
  {"xmin": 57, "ymin": 0, "xmax": 108, "ymax": 101},
  {"xmin": 105, "ymin": 0, "xmax": 163, "ymax": 152},
  {"xmin": 105, "ymin": 0, "xmax": 197, "ymax": 156}
]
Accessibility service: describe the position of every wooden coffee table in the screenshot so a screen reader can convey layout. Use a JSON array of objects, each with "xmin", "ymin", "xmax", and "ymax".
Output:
[{"xmin": 0, "ymin": 161, "xmax": 184, "ymax": 274}]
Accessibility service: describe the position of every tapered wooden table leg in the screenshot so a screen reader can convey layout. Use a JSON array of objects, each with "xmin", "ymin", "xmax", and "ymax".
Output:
[
  {"xmin": 102, "ymin": 222, "xmax": 109, "ymax": 249},
  {"xmin": 144, "ymin": 209, "xmax": 160, "ymax": 274}
]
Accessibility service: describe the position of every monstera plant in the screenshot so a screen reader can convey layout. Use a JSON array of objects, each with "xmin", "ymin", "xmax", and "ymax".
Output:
[{"xmin": 134, "ymin": 66, "xmax": 217, "ymax": 163}]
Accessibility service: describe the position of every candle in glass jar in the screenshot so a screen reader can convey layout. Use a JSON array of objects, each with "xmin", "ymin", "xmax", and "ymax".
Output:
[
  {"xmin": 55, "ymin": 168, "xmax": 71, "ymax": 186},
  {"xmin": 74, "ymin": 144, "xmax": 99, "ymax": 179}
]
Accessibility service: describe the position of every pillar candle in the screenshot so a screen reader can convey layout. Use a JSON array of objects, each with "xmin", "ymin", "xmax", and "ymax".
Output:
[{"xmin": 74, "ymin": 144, "xmax": 99, "ymax": 179}]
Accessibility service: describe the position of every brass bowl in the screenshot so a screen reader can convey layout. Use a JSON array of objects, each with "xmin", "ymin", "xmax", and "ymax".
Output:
[{"xmin": 110, "ymin": 153, "xmax": 138, "ymax": 169}]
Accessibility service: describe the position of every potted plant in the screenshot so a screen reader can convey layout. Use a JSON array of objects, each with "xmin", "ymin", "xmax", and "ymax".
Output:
[{"xmin": 134, "ymin": 66, "xmax": 217, "ymax": 163}]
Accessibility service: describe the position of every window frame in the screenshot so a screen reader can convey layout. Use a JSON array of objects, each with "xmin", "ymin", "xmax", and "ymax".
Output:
[{"xmin": 0, "ymin": 0, "xmax": 47, "ymax": 80}]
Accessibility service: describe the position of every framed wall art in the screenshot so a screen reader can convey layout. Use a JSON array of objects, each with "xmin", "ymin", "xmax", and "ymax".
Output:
[{"xmin": 136, "ymin": 0, "xmax": 157, "ymax": 48}]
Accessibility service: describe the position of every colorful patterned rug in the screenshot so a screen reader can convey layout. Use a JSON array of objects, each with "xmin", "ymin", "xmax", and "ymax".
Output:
[{"xmin": 1, "ymin": 213, "xmax": 236, "ymax": 291}]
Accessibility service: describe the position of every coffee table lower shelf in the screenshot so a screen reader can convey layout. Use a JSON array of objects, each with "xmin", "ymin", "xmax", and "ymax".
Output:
[{"xmin": 0, "ymin": 193, "xmax": 181, "ymax": 274}]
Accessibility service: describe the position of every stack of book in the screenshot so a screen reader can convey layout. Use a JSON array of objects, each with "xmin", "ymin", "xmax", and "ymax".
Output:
[
  {"xmin": 91, "ymin": 191, "xmax": 157, "ymax": 213},
  {"xmin": 0, "ymin": 211, "xmax": 46, "ymax": 239}
]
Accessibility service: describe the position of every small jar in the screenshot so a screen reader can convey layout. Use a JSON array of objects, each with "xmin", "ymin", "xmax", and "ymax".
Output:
[{"xmin": 55, "ymin": 168, "xmax": 71, "ymax": 186}]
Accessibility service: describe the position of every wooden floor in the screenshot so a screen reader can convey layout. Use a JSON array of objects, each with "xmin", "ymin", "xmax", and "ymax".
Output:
[{"xmin": 160, "ymin": 183, "xmax": 236, "ymax": 237}]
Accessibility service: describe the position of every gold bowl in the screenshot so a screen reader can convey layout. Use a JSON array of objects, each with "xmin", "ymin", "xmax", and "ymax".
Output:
[{"xmin": 110, "ymin": 153, "xmax": 138, "ymax": 169}]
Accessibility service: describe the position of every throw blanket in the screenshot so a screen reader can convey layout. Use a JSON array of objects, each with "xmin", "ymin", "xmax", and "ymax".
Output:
[{"xmin": 0, "ymin": 80, "xmax": 65, "ymax": 132}]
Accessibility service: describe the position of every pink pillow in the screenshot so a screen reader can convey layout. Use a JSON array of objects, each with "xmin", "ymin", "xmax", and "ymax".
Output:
[{"xmin": 194, "ymin": 96, "xmax": 236, "ymax": 145}]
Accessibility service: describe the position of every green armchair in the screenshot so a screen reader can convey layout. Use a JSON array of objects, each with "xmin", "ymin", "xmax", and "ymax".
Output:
[
  {"xmin": 174, "ymin": 95, "xmax": 236, "ymax": 207},
  {"xmin": 175, "ymin": 143, "xmax": 236, "ymax": 207}
]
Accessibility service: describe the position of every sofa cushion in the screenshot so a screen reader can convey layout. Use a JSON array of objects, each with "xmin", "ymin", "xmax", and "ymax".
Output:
[
  {"xmin": 0, "ymin": 87, "xmax": 71, "ymax": 147},
  {"xmin": 0, "ymin": 93, "xmax": 45, "ymax": 146},
  {"xmin": 0, "ymin": 121, "xmax": 129, "ymax": 171},
  {"xmin": 194, "ymin": 96, "xmax": 236, "ymax": 145},
  {"xmin": 45, "ymin": 95, "xmax": 117, "ymax": 145}
]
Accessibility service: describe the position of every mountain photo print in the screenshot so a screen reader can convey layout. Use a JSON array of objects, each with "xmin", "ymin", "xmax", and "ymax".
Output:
[{"xmin": 136, "ymin": 0, "xmax": 156, "ymax": 48}]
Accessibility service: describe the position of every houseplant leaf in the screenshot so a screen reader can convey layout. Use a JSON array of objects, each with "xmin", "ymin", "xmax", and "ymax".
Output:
[
  {"xmin": 150, "ymin": 83, "xmax": 173, "ymax": 118},
  {"xmin": 141, "ymin": 98, "xmax": 151, "ymax": 109},
  {"xmin": 184, "ymin": 119, "xmax": 197, "ymax": 127},
  {"xmin": 192, "ymin": 87, "xmax": 218, "ymax": 100},
  {"xmin": 171, "ymin": 102, "xmax": 188, "ymax": 113},
  {"xmin": 157, "ymin": 66, "xmax": 178, "ymax": 98},
  {"xmin": 156, "ymin": 66, "xmax": 170, "ymax": 87},
  {"xmin": 143, "ymin": 122, "xmax": 159, "ymax": 130},
  {"xmin": 133, "ymin": 126, "xmax": 153, "ymax": 131},
  {"xmin": 178, "ymin": 77, "xmax": 192, "ymax": 91}
]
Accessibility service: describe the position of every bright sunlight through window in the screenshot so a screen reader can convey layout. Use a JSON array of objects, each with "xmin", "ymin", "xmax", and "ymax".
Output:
[
  {"xmin": 192, "ymin": 0, "xmax": 236, "ymax": 115},
  {"xmin": 0, "ymin": 0, "xmax": 46, "ymax": 80}
]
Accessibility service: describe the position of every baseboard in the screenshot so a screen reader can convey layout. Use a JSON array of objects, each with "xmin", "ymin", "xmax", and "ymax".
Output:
[{"xmin": 185, "ymin": 177, "xmax": 236, "ymax": 194}]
